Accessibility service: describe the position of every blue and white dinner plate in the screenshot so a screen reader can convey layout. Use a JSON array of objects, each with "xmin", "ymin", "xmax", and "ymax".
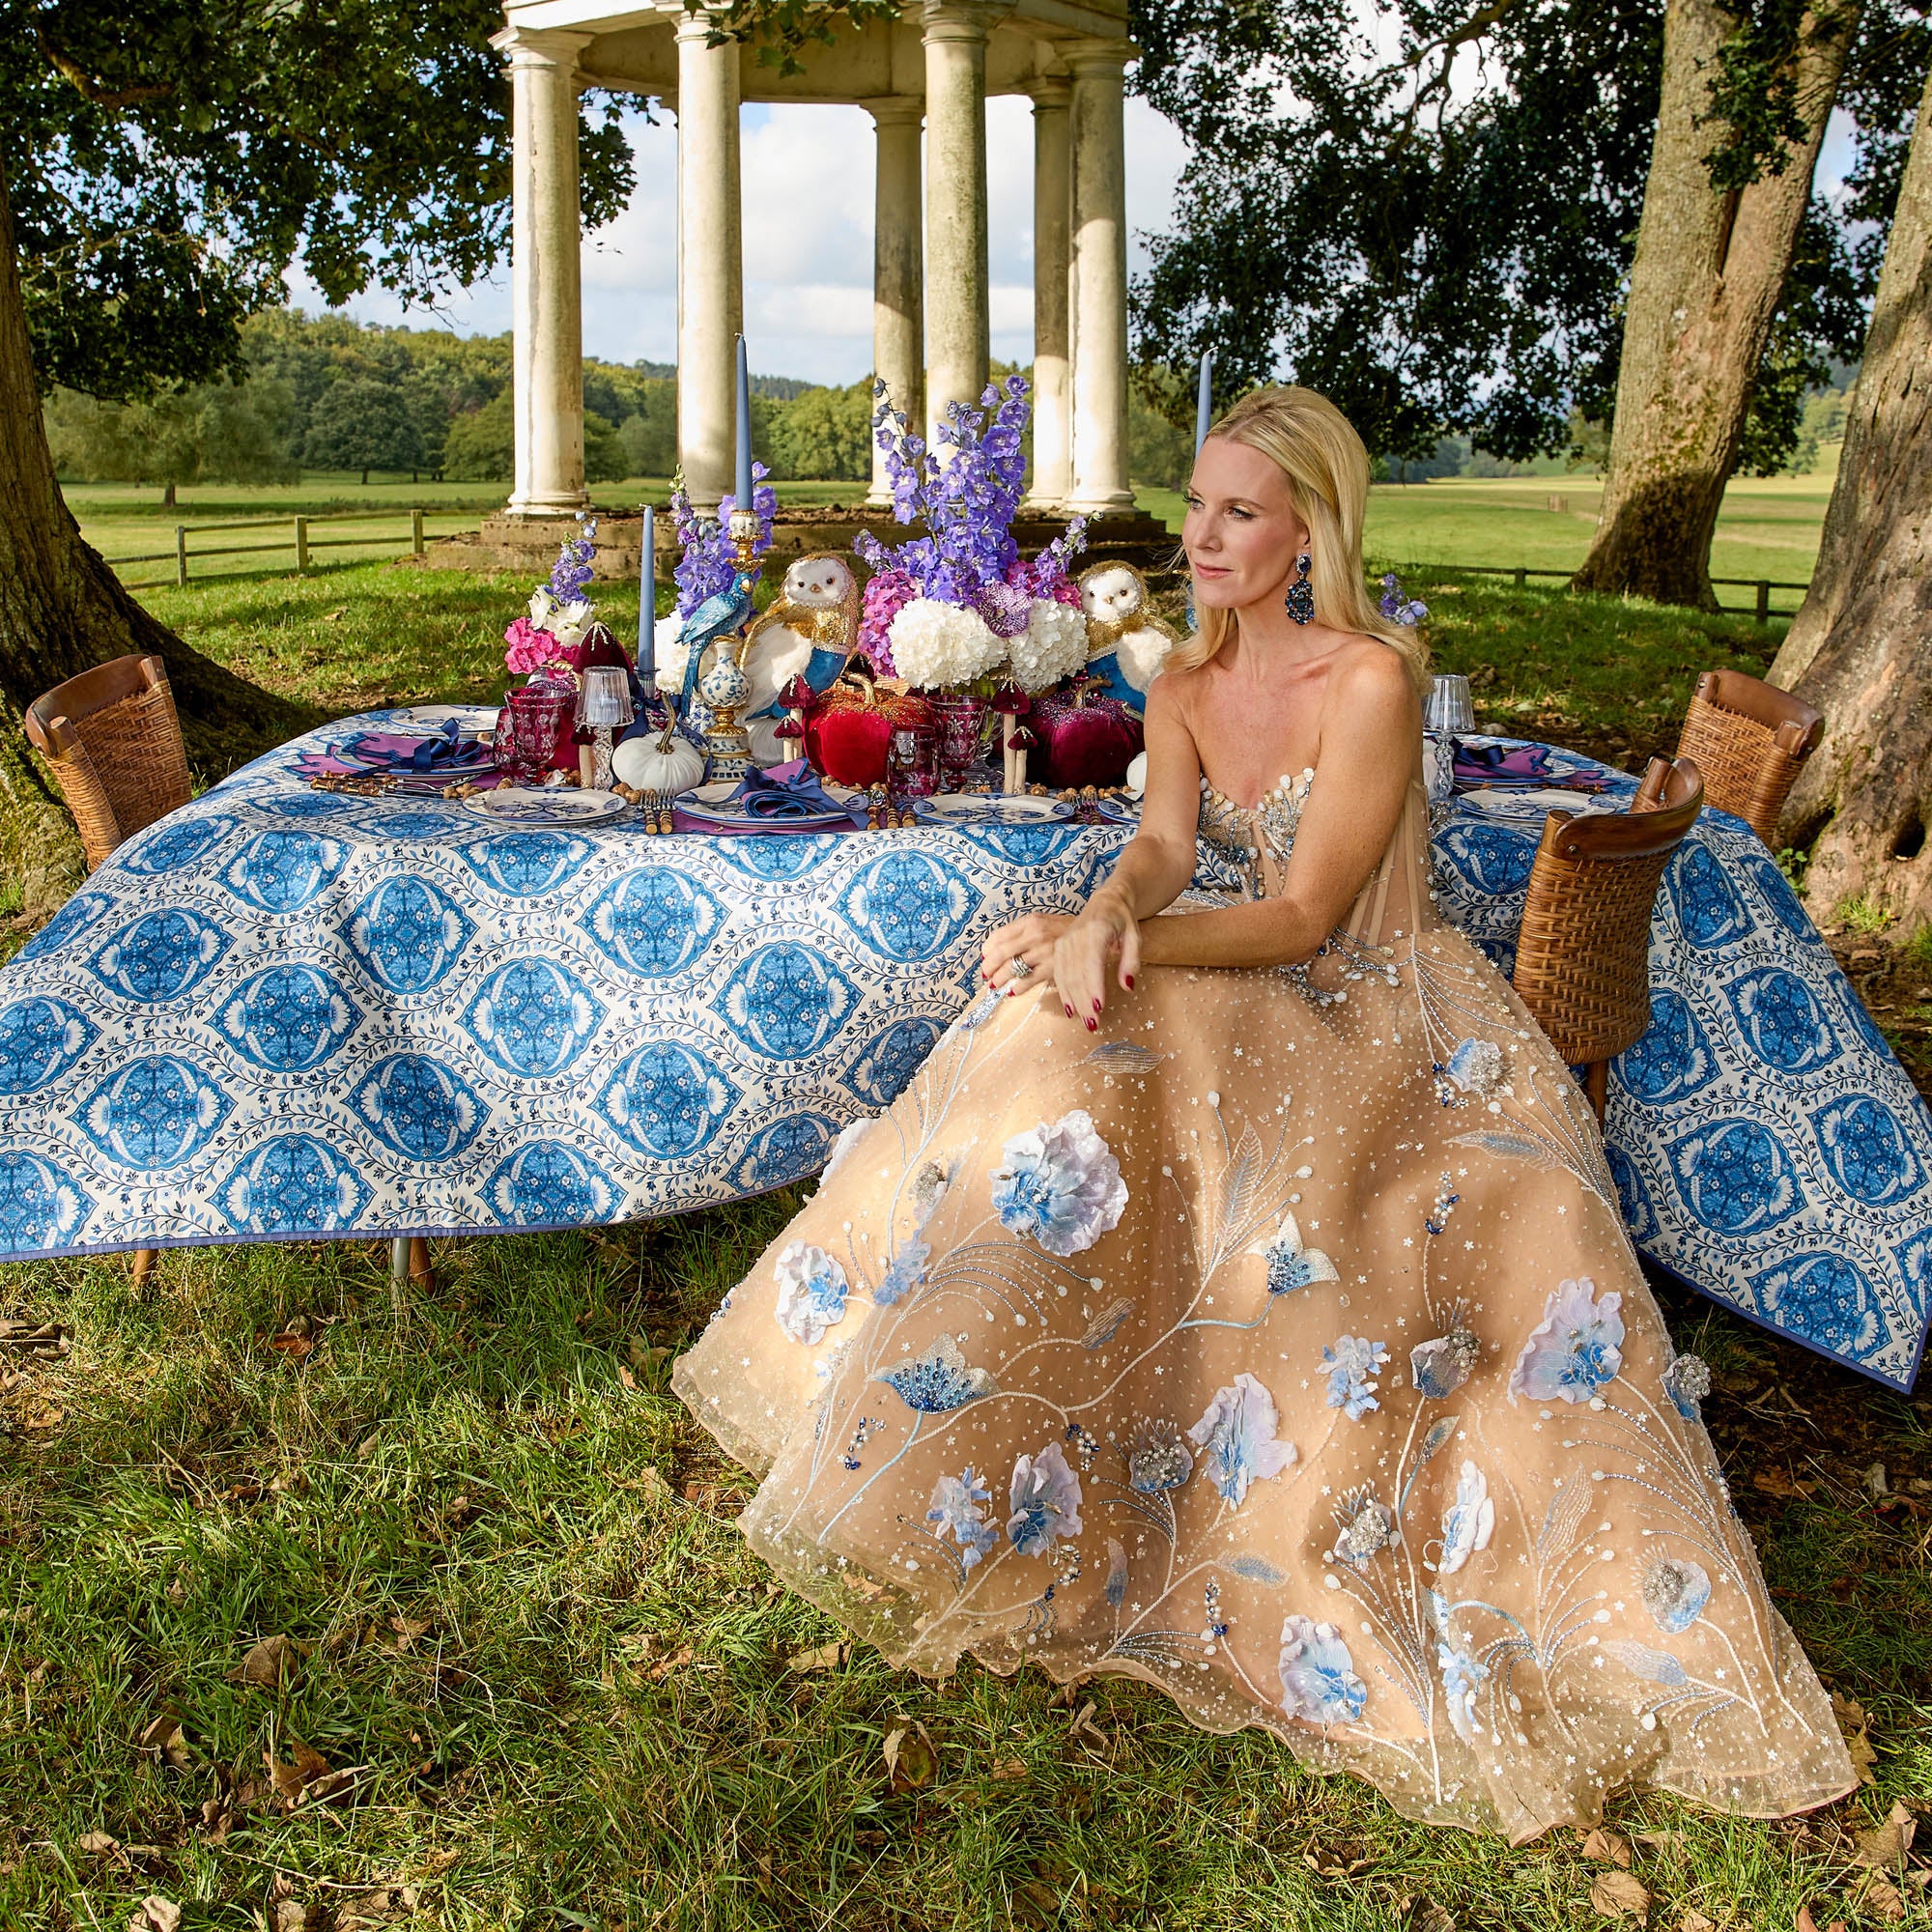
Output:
[
  {"xmin": 393, "ymin": 703, "xmax": 500, "ymax": 734},
  {"xmin": 461, "ymin": 786, "xmax": 629, "ymax": 827},
  {"xmin": 915, "ymin": 793, "xmax": 1073, "ymax": 826},
  {"xmin": 1093, "ymin": 795, "xmax": 1141, "ymax": 825},
  {"xmin": 677, "ymin": 780, "xmax": 863, "ymax": 831}
]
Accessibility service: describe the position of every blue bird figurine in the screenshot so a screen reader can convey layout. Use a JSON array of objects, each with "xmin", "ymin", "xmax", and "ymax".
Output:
[{"xmin": 675, "ymin": 566, "xmax": 757, "ymax": 737}]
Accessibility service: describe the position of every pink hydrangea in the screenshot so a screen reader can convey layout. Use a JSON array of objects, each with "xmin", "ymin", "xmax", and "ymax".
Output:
[
  {"xmin": 858, "ymin": 566, "xmax": 919, "ymax": 675},
  {"xmin": 504, "ymin": 617, "xmax": 558, "ymax": 675}
]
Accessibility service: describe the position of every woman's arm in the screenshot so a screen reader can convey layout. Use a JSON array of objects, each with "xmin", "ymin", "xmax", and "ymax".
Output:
[
  {"xmin": 1136, "ymin": 649, "xmax": 1418, "ymax": 971},
  {"xmin": 980, "ymin": 675, "xmax": 1202, "ymax": 1011}
]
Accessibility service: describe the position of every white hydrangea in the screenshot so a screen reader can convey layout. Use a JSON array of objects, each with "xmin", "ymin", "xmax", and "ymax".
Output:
[
  {"xmin": 651, "ymin": 613, "xmax": 694, "ymax": 696},
  {"xmin": 887, "ymin": 597, "xmax": 1006, "ymax": 691},
  {"xmin": 530, "ymin": 586, "xmax": 595, "ymax": 652},
  {"xmin": 1007, "ymin": 598, "xmax": 1090, "ymax": 693}
]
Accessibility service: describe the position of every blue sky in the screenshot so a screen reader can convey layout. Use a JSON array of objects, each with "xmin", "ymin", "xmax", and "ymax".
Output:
[{"xmin": 286, "ymin": 97, "xmax": 1190, "ymax": 385}]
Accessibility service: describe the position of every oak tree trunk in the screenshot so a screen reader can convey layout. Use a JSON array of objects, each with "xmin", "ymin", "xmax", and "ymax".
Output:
[
  {"xmin": 1770, "ymin": 59, "xmax": 1932, "ymax": 937},
  {"xmin": 1572, "ymin": 0, "xmax": 1855, "ymax": 609},
  {"xmin": 0, "ymin": 161, "xmax": 308, "ymax": 824}
]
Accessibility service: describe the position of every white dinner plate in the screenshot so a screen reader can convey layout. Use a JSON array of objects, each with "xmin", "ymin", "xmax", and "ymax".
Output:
[
  {"xmin": 915, "ymin": 793, "xmax": 1074, "ymax": 826},
  {"xmin": 677, "ymin": 779, "xmax": 862, "ymax": 831},
  {"xmin": 461, "ymin": 786, "xmax": 629, "ymax": 827},
  {"xmin": 394, "ymin": 703, "xmax": 499, "ymax": 734},
  {"xmin": 1458, "ymin": 787, "xmax": 1611, "ymax": 816}
]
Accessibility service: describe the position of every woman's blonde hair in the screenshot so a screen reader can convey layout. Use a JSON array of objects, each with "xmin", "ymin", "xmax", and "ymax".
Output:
[{"xmin": 1167, "ymin": 384, "xmax": 1429, "ymax": 690}]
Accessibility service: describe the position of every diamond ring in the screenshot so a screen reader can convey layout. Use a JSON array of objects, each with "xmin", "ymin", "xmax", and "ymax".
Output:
[{"xmin": 1009, "ymin": 955, "xmax": 1035, "ymax": 980}]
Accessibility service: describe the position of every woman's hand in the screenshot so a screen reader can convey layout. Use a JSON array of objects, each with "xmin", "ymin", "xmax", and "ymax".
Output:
[
  {"xmin": 1050, "ymin": 890, "xmax": 1141, "ymax": 1029},
  {"xmin": 980, "ymin": 913, "xmax": 1075, "ymax": 994}
]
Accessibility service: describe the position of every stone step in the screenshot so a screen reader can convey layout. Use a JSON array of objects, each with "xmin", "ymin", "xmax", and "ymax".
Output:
[{"xmin": 420, "ymin": 505, "xmax": 1182, "ymax": 586}]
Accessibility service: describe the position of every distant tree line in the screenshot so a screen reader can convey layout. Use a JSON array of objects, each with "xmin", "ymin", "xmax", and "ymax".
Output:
[{"xmin": 41, "ymin": 309, "xmax": 879, "ymax": 500}]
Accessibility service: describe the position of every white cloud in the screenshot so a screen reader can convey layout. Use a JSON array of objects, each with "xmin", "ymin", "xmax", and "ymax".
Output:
[{"xmin": 284, "ymin": 82, "xmax": 1190, "ymax": 386}]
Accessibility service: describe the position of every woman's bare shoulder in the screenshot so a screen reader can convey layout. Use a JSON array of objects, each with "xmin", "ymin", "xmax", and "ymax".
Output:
[{"xmin": 1327, "ymin": 637, "xmax": 1419, "ymax": 709}]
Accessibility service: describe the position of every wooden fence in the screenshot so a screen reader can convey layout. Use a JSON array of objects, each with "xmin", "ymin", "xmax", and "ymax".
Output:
[
  {"xmin": 113, "ymin": 508, "xmax": 435, "ymax": 591},
  {"xmin": 1426, "ymin": 562, "xmax": 1810, "ymax": 623}
]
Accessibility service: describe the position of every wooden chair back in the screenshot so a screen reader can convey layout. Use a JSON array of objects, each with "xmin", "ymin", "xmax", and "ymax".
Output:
[
  {"xmin": 1674, "ymin": 668, "xmax": 1821, "ymax": 846},
  {"xmin": 23, "ymin": 655, "xmax": 193, "ymax": 870},
  {"xmin": 1511, "ymin": 755, "xmax": 1704, "ymax": 1120}
]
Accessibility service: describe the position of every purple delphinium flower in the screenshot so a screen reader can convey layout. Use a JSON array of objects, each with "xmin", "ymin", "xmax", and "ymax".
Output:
[
  {"xmin": 859, "ymin": 378, "xmax": 1036, "ymax": 609},
  {"xmin": 669, "ymin": 466, "xmax": 777, "ymax": 618},
  {"xmin": 548, "ymin": 518, "xmax": 598, "ymax": 604},
  {"xmin": 1378, "ymin": 570, "xmax": 1428, "ymax": 627}
]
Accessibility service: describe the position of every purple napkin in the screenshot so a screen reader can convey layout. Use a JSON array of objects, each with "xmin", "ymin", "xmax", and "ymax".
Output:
[
  {"xmin": 296, "ymin": 722, "xmax": 497, "ymax": 784},
  {"xmin": 1453, "ymin": 741, "xmax": 1611, "ymax": 793},
  {"xmin": 729, "ymin": 762, "xmax": 848, "ymax": 819}
]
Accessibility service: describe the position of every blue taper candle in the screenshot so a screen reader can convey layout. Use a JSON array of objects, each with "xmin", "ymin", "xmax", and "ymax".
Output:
[
  {"xmin": 639, "ymin": 504, "xmax": 655, "ymax": 678},
  {"xmin": 1195, "ymin": 350, "xmax": 1214, "ymax": 452},
  {"xmin": 734, "ymin": 335, "xmax": 753, "ymax": 512}
]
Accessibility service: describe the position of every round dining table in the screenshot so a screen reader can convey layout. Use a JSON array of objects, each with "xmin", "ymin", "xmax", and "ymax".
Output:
[{"xmin": 1, "ymin": 708, "xmax": 1926, "ymax": 1392}]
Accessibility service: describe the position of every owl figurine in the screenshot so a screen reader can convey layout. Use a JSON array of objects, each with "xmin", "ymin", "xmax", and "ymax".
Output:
[
  {"xmin": 1078, "ymin": 560, "xmax": 1180, "ymax": 715},
  {"xmin": 741, "ymin": 554, "xmax": 863, "ymax": 765}
]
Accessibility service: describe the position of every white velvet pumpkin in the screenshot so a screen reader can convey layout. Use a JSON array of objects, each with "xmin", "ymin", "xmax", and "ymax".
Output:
[{"xmin": 612, "ymin": 728, "xmax": 705, "ymax": 795}]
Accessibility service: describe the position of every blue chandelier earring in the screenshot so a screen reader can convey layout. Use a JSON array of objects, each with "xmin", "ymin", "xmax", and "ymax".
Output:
[{"xmin": 1284, "ymin": 553, "xmax": 1315, "ymax": 624}]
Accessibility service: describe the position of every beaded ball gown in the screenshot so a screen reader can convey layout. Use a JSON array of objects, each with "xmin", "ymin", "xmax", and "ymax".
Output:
[{"xmin": 672, "ymin": 762, "xmax": 1853, "ymax": 1839}]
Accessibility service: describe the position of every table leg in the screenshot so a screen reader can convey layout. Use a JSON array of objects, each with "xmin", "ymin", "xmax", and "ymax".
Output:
[
  {"xmin": 130, "ymin": 1247, "xmax": 156, "ymax": 1290},
  {"xmin": 1583, "ymin": 1060, "xmax": 1609, "ymax": 1124}
]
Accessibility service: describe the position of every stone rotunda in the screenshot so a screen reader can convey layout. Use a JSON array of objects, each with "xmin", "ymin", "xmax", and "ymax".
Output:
[{"xmin": 447, "ymin": 0, "xmax": 1171, "ymax": 582}]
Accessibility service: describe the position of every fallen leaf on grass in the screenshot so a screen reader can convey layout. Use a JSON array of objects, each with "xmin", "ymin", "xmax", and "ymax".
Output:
[
  {"xmin": 1860, "ymin": 1873, "xmax": 1907, "ymax": 1922},
  {"xmin": 1752, "ymin": 1467, "xmax": 1816, "ymax": 1498},
  {"xmin": 1580, "ymin": 1827, "xmax": 1634, "ymax": 1868},
  {"xmin": 1304, "ymin": 1848, "xmax": 1375, "ymax": 1877},
  {"xmin": 882, "ymin": 1720, "xmax": 937, "ymax": 1793},
  {"xmin": 628, "ymin": 1336, "xmax": 672, "ymax": 1377},
  {"xmin": 1067, "ymin": 1699, "xmax": 1111, "ymax": 1751},
  {"xmin": 1589, "ymin": 1871, "xmax": 1651, "ymax": 1919},
  {"xmin": 322, "ymin": 607, "xmax": 350, "ymax": 622},
  {"xmin": 1409, "ymin": 1902, "xmax": 1458, "ymax": 1932},
  {"xmin": 1678, "ymin": 1913, "xmax": 1716, "ymax": 1932},
  {"xmin": 616, "ymin": 1364, "xmax": 636, "ymax": 1390},
  {"xmin": 991, "ymin": 1757, "xmax": 1028, "ymax": 1781},
  {"xmin": 643, "ymin": 1643, "xmax": 694, "ymax": 1682},
  {"xmin": 1831, "ymin": 1692, "xmax": 1878, "ymax": 1786},
  {"xmin": 273, "ymin": 1901, "xmax": 309, "ymax": 1932},
  {"xmin": 1853, "ymin": 1801, "xmax": 1917, "ymax": 1869},
  {"xmin": 786, "ymin": 1641, "xmax": 848, "ymax": 1673},
  {"xmin": 128, "ymin": 1900, "xmax": 182, "ymax": 1932},
  {"xmin": 78, "ymin": 1830, "xmax": 120, "ymax": 1857},
  {"xmin": 385, "ymin": 1613, "xmax": 431, "ymax": 1653},
  {"xmin": 266, "ymin": 1737, "xmax": 366, "ymax": 1811},
  {"xmin": 137, "ymin": 1711, "xmax": 192, "ymax": 1770},
  {"xmin": 229, "ymin": 1633, "xmax": 300, "ymax": 1689},
  {"xmin": 1796, "ymin": 1903, "xmax": 1846, "ymax": 1932}
]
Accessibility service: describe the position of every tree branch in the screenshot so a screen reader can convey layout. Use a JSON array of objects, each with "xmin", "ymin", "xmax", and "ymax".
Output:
[{"xmin": 36, "ymin": 31, "xmax": 176, "ymax": 109}]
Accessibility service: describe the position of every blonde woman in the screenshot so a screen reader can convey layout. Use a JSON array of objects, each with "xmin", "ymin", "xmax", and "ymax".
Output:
[{"xmin": 673, "ymin": 387, "xmax": 1851, "ymax": 1838}]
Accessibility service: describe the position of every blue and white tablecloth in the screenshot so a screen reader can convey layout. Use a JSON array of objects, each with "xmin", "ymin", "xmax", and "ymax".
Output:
[{"xmin": 1, "ymin": 720, "xmax": 1926, "ymax": 1390}]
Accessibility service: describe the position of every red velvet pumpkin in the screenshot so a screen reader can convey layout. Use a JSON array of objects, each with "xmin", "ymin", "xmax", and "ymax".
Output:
[
  {"xmin": 1032, "ymin": 680, "xmax": 1143, "ymax": 789},
  {"xmin": 803, "ymin": 671, "xmax": 936, "ymax": 788}
]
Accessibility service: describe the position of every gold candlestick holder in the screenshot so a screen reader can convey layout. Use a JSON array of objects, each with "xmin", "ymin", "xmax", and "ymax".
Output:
[{"xmin": 696, "ymin": 508, "xmax": 764, "ymax": 781}]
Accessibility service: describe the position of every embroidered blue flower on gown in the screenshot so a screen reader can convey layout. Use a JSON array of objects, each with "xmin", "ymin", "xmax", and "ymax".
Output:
[
  {"xmin": 874, "ymin": 1334, "xmax": 998, "ymax": 1412},
  {"xmin": 1437, "ymin": 1461, "xmax": 1496, "ymax": 1576},
  {"xmin": 1410, "ymin": 1326, "xmax": 1480, "ymax": 1400},
  {"xmin": 773, "ymin": 1241, "xmax": 849, "ymax": 1345},
  {"xmin": 1186, "ymin": 1375, "xmax": 1297, "ymax": 1506},
  {"xmin": 1252, "ymin": 1211, "xmax": 1339, "ymax": 1297},
  {"xmin": 988, "ymin": 1110, "xmax": 1127, "ymax": 1257},
  {"xmin": 1437, "ymin": 1633, "xmax": 1490, "ymax": 1743},
  {"xmin": 1334, "ymin": 1492, "xmax": 1398, "ymax": 1567},
  {"xmin": 874, "ymin": 1235, "xmax": 930, "ymax": 1307},
  {"xmin": 1007, "ymin": 1441, "xmax": 1084, "ymax": 1556},
  {"xmin": 1444, "ymin": 1037, "xmax": 1506, "ymax": 1097},
  {"xmin": 1662, "ymin": 1351, "xmax": 1711, "ymax": 1420},
  {"xmin": 1509, "ymin": 1277, "xmax": 1625, "ymax": 1404},
  {"xmin": 1321, "ymin": 1335, "xmax": 1389, "ymax": 1419},
  {"xmin": 1643, "ymin": 1553, "xmax": 1712, "ymax": 1634},
  {"xmin": 926, "ymin": 1467, "xmax": 999, "ymax": 1568},
  {"xmin": 1278, "ymin": 1616, "xmax": 1368, "ymax": 1725}
]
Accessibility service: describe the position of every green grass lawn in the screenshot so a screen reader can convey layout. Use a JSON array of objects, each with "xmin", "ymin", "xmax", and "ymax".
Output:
[
  {"xmin": 1138, "ymin": 473, "xmax": 1833, "ymax": 619},
  {"xmin": 4, "ymin": 513, "xmax": 1928, "ymax": 1928}
]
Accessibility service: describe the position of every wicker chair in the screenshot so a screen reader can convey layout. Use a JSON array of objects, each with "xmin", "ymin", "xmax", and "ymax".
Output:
[
  {"xmin": 24, "ymin": 655, "xmax": 193, "ymax": 1287},
  {"xmin": 24, "ymin": 654, "xmax": 193, "ymax": 871},
  {"xmin": 1674, "ymin": 668, "xmax": 1821, "ymax": 847},
  {"xmin": 1511, "ymin": 755, "xmax": 1704, "ymax": 1122}
]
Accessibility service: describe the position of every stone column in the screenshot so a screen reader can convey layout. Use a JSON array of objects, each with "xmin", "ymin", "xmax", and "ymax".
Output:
[
  {"xmin": 867, "ymin": 99, "xmax": 924, "ymax": 506},
  {"xmin": 675, "ymin": 13, "xmax": 744, "ymax": 512},
  {"xmin": 1067, "ymin": 42, "xmax": 1134, "ymax": 513},
  {"xmin": 1027, "ymin": 77, "xmax": 1072, "ymax": 509},
  {"xmin": 922, "ymin": 3, "xmax": 1002, "ymax": 446},
  {"xmin": 500, "ymin": 25, "xmax": 591, "ymax": 516}
]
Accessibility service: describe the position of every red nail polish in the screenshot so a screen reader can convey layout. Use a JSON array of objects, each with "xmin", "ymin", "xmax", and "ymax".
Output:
[
  {"xmin": 1086, "ymin": 1018, "xmax": 1097, "ymax": 1032},
  {"xmin": 1064, "ymin": 1005, "xmax": 1074, "ymax": 1017},
  {"xmin": 1124, "ymin": 975, "xmax": 1135, "ymax": 989}
]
